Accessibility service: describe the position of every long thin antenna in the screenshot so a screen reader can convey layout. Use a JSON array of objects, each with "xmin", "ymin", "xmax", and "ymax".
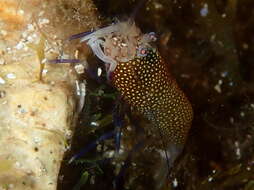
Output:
[{"xmin": 157, "ymin": 128, "xmax": 171, "ymax": 179}]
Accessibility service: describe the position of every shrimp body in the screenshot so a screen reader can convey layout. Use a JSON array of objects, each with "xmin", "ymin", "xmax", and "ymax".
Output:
[
  {"xmin": 81, "ymin": 20, "xmax": 193, "ymax": 165},
  {"xmin": 112, "ymin": 49, "xmax": 193, "ymax": 145}
]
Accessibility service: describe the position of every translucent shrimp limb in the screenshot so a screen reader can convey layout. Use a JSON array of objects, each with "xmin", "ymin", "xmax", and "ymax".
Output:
[
  {"xmin": 48, "ymin": 59, "xmax": 81, "ymax": 64},
  {"xmin": 112, "ymin": 101, "xmax": 125, "ymax": 152},
  {"xmin": 69, "ymin": 99, "xmax": 126, "ymax": 163},
  {"xmin": 154, "ymin": 144, "xmax": 184, "ymax": 189},
  {"xmin": 114, "ymin": 141, "xmax": 145, "ymax": 190},
  {"xmin": 68, "ymin": 130, "xmax": 115, "ymax": 164}
]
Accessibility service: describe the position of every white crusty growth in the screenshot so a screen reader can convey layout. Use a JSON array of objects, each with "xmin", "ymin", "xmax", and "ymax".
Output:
[{"xmin": 81, "ymin": 20, "xmax": 156, "ymax": 75}]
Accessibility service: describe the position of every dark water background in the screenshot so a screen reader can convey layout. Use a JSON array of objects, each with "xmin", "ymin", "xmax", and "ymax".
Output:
[{"xmin": 58, "ymin": 0, "xmax": 254, "ymax": 189}]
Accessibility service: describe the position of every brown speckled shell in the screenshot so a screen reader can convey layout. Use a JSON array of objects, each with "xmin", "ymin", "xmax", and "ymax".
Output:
[{"xmin": 112, "ymin": 50, "xmax": 193, "ymax": 145}]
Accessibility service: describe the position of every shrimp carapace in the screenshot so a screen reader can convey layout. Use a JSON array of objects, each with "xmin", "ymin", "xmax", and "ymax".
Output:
[{"xmin": 112, "ymin": 48, "xmax": 193, "ymax": 146}]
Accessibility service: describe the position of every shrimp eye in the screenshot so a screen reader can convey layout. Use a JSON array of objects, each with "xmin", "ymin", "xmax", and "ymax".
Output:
[
  {"xmin": 148, "ymin": 32, "xmax": 157, "ymax": 42},
  {"xmin": 141, "ymin": 48, "xmax": 147, "ymax": 55},
  {"xmin": 137, "ymin": 47, "xmax": 148, "ymax": 57}
]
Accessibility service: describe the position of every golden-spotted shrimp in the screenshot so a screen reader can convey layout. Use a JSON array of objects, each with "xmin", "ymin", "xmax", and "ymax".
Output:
[{"xmin": 79, "ymin": 20, "xmax": 193, "ymax": 188}]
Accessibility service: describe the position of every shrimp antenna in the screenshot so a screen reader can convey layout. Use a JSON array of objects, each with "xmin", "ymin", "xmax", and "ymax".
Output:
[{"xmin": 130, "ymin": 0, "xmax": 149, "ymax": 20}]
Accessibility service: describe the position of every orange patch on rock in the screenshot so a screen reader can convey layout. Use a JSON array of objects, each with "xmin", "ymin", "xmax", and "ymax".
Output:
[{"xmin": 0, "ymin": 1, "xmax": 26, "ymax": 30}]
